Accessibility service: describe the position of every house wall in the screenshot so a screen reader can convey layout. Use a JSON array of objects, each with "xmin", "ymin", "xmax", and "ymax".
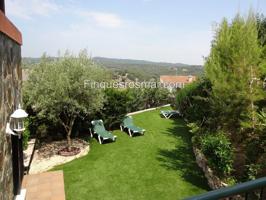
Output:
[{"xmin": 0, "ymin": 31, "xmax": 22, "ymax": 200}]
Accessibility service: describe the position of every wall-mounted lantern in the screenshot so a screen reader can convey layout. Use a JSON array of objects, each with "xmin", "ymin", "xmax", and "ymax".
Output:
[{"xmin": 6, "ymin": 104, "xmax": 28, "ymax": 138}]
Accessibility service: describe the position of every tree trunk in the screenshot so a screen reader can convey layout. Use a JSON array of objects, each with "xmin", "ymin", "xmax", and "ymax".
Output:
[
  {"xmin": 67, "ymin": 117, "xmax": 76, "ymax": 150},
  {"xmin": 67, "ymin": 128, "xmax": 72, "ymax": 150}
]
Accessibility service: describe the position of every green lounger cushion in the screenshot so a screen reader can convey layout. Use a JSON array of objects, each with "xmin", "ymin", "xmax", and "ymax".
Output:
[
  {"xmin": 122, "ymin": 116, "xmax": 134, "ymax": 127},
  {"xmin": 92, "ymin": 120, "xmax": 116, "ymax": 140},
  {"xmin": 122, "ymin": 116, "xmax": 145, "ymax": 133}
]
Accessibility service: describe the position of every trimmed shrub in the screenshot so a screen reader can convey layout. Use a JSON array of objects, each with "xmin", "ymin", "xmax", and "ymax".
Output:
[
  {"xmin": 175, "ymin": 78, "xmax": 212, "ymax": 124},
  {"xmin": 22, "ymin": 119, "xmax": 30, "ymax": 150},
  {"xmin": 200, "ymin": 133, "xmax": 233, "ymax": 177},
  {"xmin": 98, "ymin": 88, "xmax": 132, "ymax": 129}
]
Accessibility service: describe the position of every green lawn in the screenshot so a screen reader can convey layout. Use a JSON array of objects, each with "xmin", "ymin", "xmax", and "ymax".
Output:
[{"xmin": 54, "ymin": 108, "xmax": 209, "ymax": 200}]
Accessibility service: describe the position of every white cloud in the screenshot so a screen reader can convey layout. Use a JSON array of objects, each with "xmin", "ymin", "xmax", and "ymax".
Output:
[
  {"xmin": 6, "ymin": 0, "xmax": 59, "ymax": 19},
  {"xmin": 78, "ymin": 11, "xmax": 123, "ymax": 28},
  {"xmin": 22, "ymin": 14, "xmax": 211, "ymax": 65},
  {"xmin": 8, "ymin": 2, "xmax": 212, "ymax": 65}
]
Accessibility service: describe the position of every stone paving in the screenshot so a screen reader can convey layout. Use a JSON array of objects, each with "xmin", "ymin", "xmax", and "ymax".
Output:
[{"xmin": 22, "ymin": 171, "xmax": 65, "ymax": 200}]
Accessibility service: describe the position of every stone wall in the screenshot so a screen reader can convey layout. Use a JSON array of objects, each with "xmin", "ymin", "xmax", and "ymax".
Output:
[
  {"xmin": 0, "ymin": 32, "xmax": 22, "ymax": 200},
  {"xmin": 193, "ymin": 147, "xmax": 228, "ymax": 190}
]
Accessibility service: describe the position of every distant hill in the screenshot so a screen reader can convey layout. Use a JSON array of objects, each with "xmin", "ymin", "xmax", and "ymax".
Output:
[
  {"xmin": 93, "ymin": 57, "xmax": 203, "ymax": 81},
  {"xmin": 22, "ymin": 57, "xmax": 41, "ymax": 68},
  {"xmin": 22, "ymin": 56, "xmax": 204, "ymax": 81},
  {"xmin": 93, "ymin": 57, "xmax": 190, "ymax": 67}
]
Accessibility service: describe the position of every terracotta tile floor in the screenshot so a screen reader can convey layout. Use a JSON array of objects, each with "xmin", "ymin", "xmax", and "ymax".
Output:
[{"xmin": 22, "ymin": 171, "xmax": 65, "ymax": 200}]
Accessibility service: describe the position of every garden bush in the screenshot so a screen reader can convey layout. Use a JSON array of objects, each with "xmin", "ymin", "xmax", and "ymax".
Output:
[
  {"xmin": 23, "ymin": 50, "xmax": 108, "ymax": 148},
  {"xmin": 126, "ymin": 88, "xmax": 146, "ymax": 112},
  {"xmin": 177, "ymin": 13, "xmax": 266, "ymax": 182},
  {"xmin": 175, "ymin": 78, "xmax": 212, "ymax": 124},
  {"xmin": 98, "ymin": 87, "xmax": 171, "ymax": 129},
  {"xmin": 22, "ymin": 119, "xmax": 30, "ymax": 150},
  {"xmin": 98, "ymin": 88, "xmax": 132, "ymax": 129},
  {"xmin": 200, "ymin": 133, "xmax": 233, "ymax": 177},
  {"xmin": 143, "ymin": 87, "xmax": 170, "ymax": 108}
]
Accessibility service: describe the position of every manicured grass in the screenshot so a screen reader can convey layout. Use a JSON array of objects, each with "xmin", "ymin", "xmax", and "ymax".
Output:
[{"xmin": 54, "ymin": 107, "xmax": 209, "ymax": 200}]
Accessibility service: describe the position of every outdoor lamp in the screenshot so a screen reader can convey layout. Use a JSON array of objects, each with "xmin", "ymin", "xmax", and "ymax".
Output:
[{"xmin": 6, "ymin": 104, "xmax": 28, "ymax": 138}]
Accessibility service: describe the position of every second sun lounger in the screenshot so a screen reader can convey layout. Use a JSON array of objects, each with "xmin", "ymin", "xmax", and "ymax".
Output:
[
  {"xmin": 90, "ymin": 120, "xmax": 117, "ymax": 144},
  {"xmin": 160, "ymin": 110, "xmax": 180, "ymax": 119},
  {"xmin": 120, "ymin": 116, "xmax": 145, "ymax": 137}
]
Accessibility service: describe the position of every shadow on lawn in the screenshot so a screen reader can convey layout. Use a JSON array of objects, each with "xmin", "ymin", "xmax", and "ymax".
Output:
[{"xmin": 157, "ymin": 119, "xmax": 209, "ymax": 190}]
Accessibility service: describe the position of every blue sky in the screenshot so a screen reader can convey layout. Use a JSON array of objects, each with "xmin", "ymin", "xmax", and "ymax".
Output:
[{"xmin": 5, "ymin": 0, "xmax": 266, "ymax": 65}]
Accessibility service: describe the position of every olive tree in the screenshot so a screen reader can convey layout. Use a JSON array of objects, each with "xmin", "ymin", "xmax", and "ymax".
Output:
[{"xmin": 24, "ymin": 50, "xmax": 109, "ymax": 148}]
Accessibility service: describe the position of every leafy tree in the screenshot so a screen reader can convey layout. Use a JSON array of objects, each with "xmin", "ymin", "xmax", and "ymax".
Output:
[
  {"xmin": 175, "ymin": 78, "xmax": 212, "ymax": 125},
  {"xmin": 205, "ymin": 13, "xmax": 264, "ymax": 135},
  {"xmin": 256, "ymin": 14, "xmax": 266, "ymax": 88},
  {"xmin": 177, "ymin": 12, "xmax": 266, "ymax": 180},
  {"xmin": 23, "ymin": 50, "xmax": 109, "ymax": 148},
  {"xmin": 127, "ymin": 88, "xmax": 146, "ymax": 112},
  {"xmin": 143, "ymin": 87, "xmax": 170, "ymax": 108},
  {"xmin": 98, "ymin": 87, "xmax": 171, "ymax": 129},
  {"xmin": 257, "ymin": 14, "xmax": 266, "ymax": 47},
  {"xmin": 98, "ymin": 88, "xmax": 132, "ymax": 129}
]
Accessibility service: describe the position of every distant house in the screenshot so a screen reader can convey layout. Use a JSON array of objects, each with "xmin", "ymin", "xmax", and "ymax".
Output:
[{"xmin": 160, "ymin": 75, "xmax": 196, "ymax": 92}]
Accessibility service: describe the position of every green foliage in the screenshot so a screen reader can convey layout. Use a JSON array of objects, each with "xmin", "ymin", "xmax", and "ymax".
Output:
[
  {"xmin": 94, "ymin": 57, "xmax": 203, "ymax": 81},
  {"xmin": 99, "ymin": 88, "xmax": 132, "ymax": 129},
  {"xmin": 257, "ymin": 111, "xmax": 266, "ymax": 129},
  {"xmin": 22, "ymin": 119, "xmax": 30, "ymax": 150},
  {"xmin": 205, "ymin": 13, "xmax": 264, "ymax": 133},
  {"xmin": 245, "ymin": 164, "xmax": 261, "ymax": 180},
  {"xmin": 187, "ymin": 123, "xmax": 200, "ymax": 135},
  {"xmin": 176, "ymin": 12, "xmax": 266, "ymax": 182},
  {"xmin": 22, "ymin": 57, "xmax": 204, "ymax": 81},
  {"xmin": 244, "ymin": 111, "xmax": 266, "ymax": 175},
  {"xmin": 126, "ymin": 88, "xmax": 146, "ymax": 111},
  {"xmin": 175, "ymin": 78, "xmax": 212, "ymax": 124},
  {"xmin": 201, "ymin": 133, "xmax": 233, "ymax": 177},
  {"xmin": 203, "ymin": 11, "xmax": 266, "ymax": 180},
  {"xmin": 143, "ymin": 87, "xmax": 170, "ymax": 108},
  {"xmin": 36, "ymin": 124, "xmax": 49, "ymax": 139},
  {"xmin": 257, "ymin": 14, "xmax": 266, "ymax": 47},
  {"xmin": 98, "ymin": 87, "xmax": 171, "ymax": 129},
  {"xmin": 223, "ymin": 177, "xmax": 237, "ymax": 186},
  {"xmin": 256, "ymin": 14, "xmax": 266, "ymax": 87},
  {"xmin": 23, "ymin": 50, "xmax": 109, "ymax": 147}
]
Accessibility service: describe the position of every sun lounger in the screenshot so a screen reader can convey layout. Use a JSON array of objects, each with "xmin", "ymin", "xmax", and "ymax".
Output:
[
  {"xmin": 120, "ymin": 116, "xmax": 145, "ymax": 137},
  {"xmin": 90, "ymin": 120, "xmax": 117, "ymax": 144},
  {"xmin": 160, "ymin": 110, "xmax": 180, "ymax": 119}
]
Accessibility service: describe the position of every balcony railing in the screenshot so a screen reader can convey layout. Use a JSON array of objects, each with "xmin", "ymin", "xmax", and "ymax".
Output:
[{"xmin": 185, "ymin": 177, "xmax": 266, "ymax": 200}]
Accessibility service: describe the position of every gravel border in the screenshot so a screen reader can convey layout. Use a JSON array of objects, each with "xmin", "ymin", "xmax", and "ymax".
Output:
[{"xmin": 29, "ymin": 139, "xmax": 90, "ymax": 174}]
